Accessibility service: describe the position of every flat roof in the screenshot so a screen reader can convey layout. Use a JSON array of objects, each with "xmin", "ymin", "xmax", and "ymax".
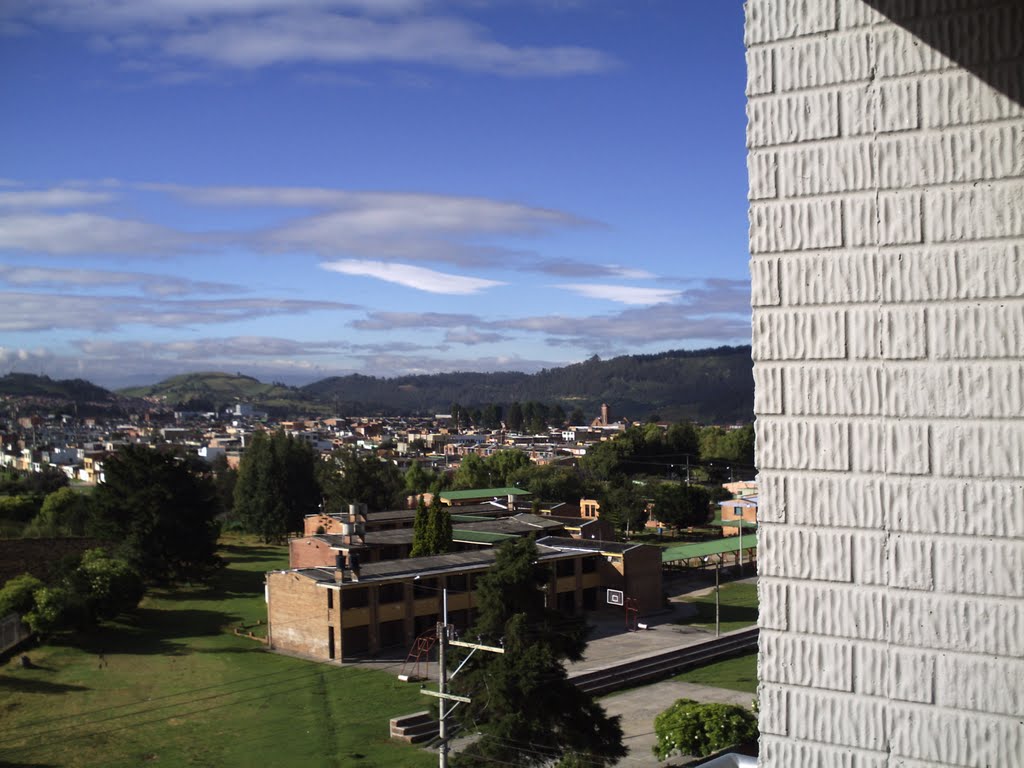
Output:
[
  {"xmin": 290, "ymin": 542, "xmax": 583, "ymax": 584},
  {"xmin": 440, "ymin": 487, "xmax": 530, "ymax": 501},
  {"xmin": 535, "ymin": 536, "xmax": 644, "ymax": 555},
  {"xmin": 661, "ymin": 532, "xmax": 759, "ymax": 563}
]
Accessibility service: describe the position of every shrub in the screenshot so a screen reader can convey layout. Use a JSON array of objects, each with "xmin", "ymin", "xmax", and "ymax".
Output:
[{"xmin": 652, "ymin": 698, "xmax": 758, "ymax": 760}]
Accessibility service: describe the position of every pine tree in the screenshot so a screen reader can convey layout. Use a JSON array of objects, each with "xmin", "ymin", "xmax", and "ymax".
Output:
[
  {"xmin": 450, "ymin": 538, "xmax": 626, "ymax": 767},
  {"xmin": 410, "ymin": 497, "xmax": 430, "ymax": 557}
]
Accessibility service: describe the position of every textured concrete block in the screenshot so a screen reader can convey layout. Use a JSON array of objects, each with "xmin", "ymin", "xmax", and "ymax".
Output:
[
  {"xmin": 750, "ymin": 198, "xmax": 844, "ymax": 253},
  {"xmin": 745, "ymin": 0, "xmax": 837, "ymax": 45},
  {"xmin": 754, "ymin": 364, "xmax": 785, "ymax": 414},
  {"xmin": 930, "ymin": 302, "xmax": 1024, "ymax": 359},
  {"xmin": 788, "ymin": 688, "xmax": 888, "ymax": 750},
  {"xmin": 759, "ymin": 737, "xmax": 860, "ymax": 768},
  {"xmin": 889, "ymin": 534, "xmax": 934, "ymax": 591},
  {"xmin": 759, "ymin": 526, "xmax": 852, "ymax": 582},
  {"xmin": 788, "ymin": 474, "xmax": 886, "ymax": 529},
  {"xmin": 759, "ymin": 578, "xmax": 789, "ymax": 630},
  {"xmin": 752, "ymin": 309, "xmax": 847, "ymax": 359},
  {"xmin": 837, "ymin": 0, "xmax": 891, "ymax": 29},
  {"xmin": 887, "ymin": 478, "xmax": 1024, "ymax": 539},
  {"xmin": 758, "ymin": 471, "xmax": 787, "ymax": 524},
  {"xmin": 889, "ymin": 704, "xmax": 1024, "ymax": 766},
  {"xmin": 850, "ymin": 420, "xmax": 885, "ymax": 473},
  {"xmin": 854, "ymin": 642, "xmax": 889, "ymax": 697},
  {"xmin": 747, "ymin": 90, "xmax": 841, "ymax": 147},
  {"xmin": 842, "ymin": 81, "xmax": 920, "ymax": 135},
  {"xmin": 782, "ymin": 252, "xmax": 880, "ymax": 305},
  {"xmin": 848, "ymin": 308, "xmax": 927, "ymax": 360},
  {"xmin": 750, "ymin": 257, "xmax": 781, "ymax": 306},
  {"xmin": 887, "ymin": 362, "xmax": 1024, "ymax": 419},
  {"xmin": 879, "ymin": 249, "xmax": 957, "ymax": 303},
  {"xmin": 777, "ymin": 139, "xmax": 875, "ymax": 197},
  {"xmin": 925, "ymin": 183, "xmax": 1024, "ymax": 243},
  {"xmin": 877, "ymin": 124, "xmax": 1024, "ymax": 190},
  {"xmin": 922, "ymin": 66, "xmax": 1024, "ymax": 128},
  {"xmin": 886, "ymin": 421, "xmax": 930, "ymax": 475},
  {"xmin": 757, "ymin": 682, "xmax": 789, "ymax": 736},
  {"xmin": 855, "ymin": 645, "xmax": 936, "ymax": 704},
  {"xmin": 956, "ymin": 243, "xmax": 1024, "ymax": 299},
  {"xmin": 873, "ymin": 25, "xmax": 952, "ymax": 76},
  {"xmin": 747, "ymin": 150, "xmax": 777, "ymax": 200},
  {"xmin": 853, "ymin": 531, "xmax": 887, "ymax": 586},
  {"xmin": 889, "ymin": 592, "xmax": 1024, "ymax": 656},
  {"xmin": 757, "ymin": 418, "xmax": 850, "ymax": 470},
  {"xmin": 937, "ymin": 654, "xmax": 1024, "ymax": 717},
  {"xmin": 784, "ymin": 364, "xmax": 885, "ymax": 417},
  {"xmin": 934, "ymin": 422, "xmax": 1024, "ymax": 479},
  {"xmin": 933, "ymin": 538, "xmax": 1024, "ymax": 598},
  {"xmin": 746, "ymin": 46, "xmax": 774, "ymax": 96},
  {"xmin": 845, "ymin": 193, "xmax": 924, "ymax": 247},
  {"xmin": 760, "ymin": 630, "xmax": 853, "ymax": 690},
  {"xmin": 775, "ymin": 30, "xmax": 872, "ymax": 91},
  {"xmin": 790, "ymin": 583, "xmax": 888, "ymax": 641}
]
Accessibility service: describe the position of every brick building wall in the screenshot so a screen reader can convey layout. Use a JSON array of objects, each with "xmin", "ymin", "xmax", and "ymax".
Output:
[{"xmin": 746, "ymin": 1, "xmax": 1024, "ymax": 765}]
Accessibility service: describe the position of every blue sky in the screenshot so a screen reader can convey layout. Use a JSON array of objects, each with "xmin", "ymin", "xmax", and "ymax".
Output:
[{"xmin": 0, "ymin": 0, "xmax": 750, "ymax": 389}]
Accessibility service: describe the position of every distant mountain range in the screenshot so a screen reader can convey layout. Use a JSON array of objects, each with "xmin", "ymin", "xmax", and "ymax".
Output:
[{"xmin": 0, "ymin": 346, "xmax": 754, "ymax": 423}]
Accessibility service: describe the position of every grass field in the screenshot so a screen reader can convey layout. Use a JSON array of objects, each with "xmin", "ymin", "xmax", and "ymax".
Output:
[
  {"xmin": 675, "ymin": 582, "xmax": 758, "ymax": 634},
  {"xmin": 674, "ymin": 652, "xmax": 758, "ymax": 695},
  {"xmin": 0, "ymin": 535, "xmax": 434, "ymax": 768}
]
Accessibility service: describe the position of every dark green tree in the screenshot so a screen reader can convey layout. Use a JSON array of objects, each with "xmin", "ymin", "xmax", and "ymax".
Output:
[
  {"xmin": 505, "ymin": 401, "xmax": 524, "ymax": 432},
  {"xmin": 507, "ymin": 463, "xmax": 584, "ymax": 504},
  {"xmin": 451, "ymin": 453, "xmax": 491, "ymax": 490},
  {"xmin": 235, "ymin": 430, "xmax": 322, "ymax": 542},
  {"xmin": 93, "ymin": 446, "xmax": 221, "ymax": 582},
  {"xmin": 0, "ymin": 573, "xmax": 43, "ymax": 617},
  {"xmin": 410, "ymin": 497, "xmax": 430, "ymax": 557},
  {"xmin": 317, "ymin": 447, "xmax": 402, "ymax": 513},
  {"xmin": 568, "ymin": 407, "xmax": 586, "ymax": 425},
  {"xmin": 599, "ymin": 480, "xmax": 647, "ymax": 534},
  {"xmin": 451, "ymin": 538, "xmax": 626, "ymax": 767},
  {"xmin": 652, "ymin": 483, "xmax": 712, "ymax": 530}
]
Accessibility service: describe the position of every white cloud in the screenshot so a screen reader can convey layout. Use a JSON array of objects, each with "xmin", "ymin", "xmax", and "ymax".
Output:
[
  {"xmin": 5, "ymin": 1, "xmax": 614, "ymax": 77},
  {"xmin": 0, "ymin": 264, "xmax": 242, "ymax": 296},
  {"xmin": 556, "ymin": 283, "xmax": 680, "ymax": 305},
  {"xmin": 0, "ymin": 212, "xmax": 179, "ymax": 254},
  {"xmin": 0, "ymin": 292, "xmax": 357, "ymax": 332},
  {"xmin": 0, "ymin": 187, "xmax": 114, "ymax": 208},
  {"xmin": 321, "ymin": 259, "xmax": 504, "ymax": 294}
]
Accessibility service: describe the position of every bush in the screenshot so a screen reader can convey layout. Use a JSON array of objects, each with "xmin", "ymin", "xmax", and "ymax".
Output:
[
  {"xmin": 0, "ymin": 574, "xmax": 44, "ymax": 617},
  {"xmin": 652, "ymin": 699, "xmax": 758, "ymax": 760}
]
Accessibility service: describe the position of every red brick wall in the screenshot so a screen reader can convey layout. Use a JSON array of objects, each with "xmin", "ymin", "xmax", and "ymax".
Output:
[{"xmin": 289, "ymin": 537, "xmax": 338, "ymax": 569}]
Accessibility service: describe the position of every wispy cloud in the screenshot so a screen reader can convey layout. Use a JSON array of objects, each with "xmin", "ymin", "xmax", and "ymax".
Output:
[
  {"xmin": 0, "ymin": 292, "xmax": 357, "ymax": 332},
  {"xmin": 0, "ymin": 264, "xmax": 243, "ymax": 297},
  {"xmin": 555, "ymin": 283, "xmax": 680, "ymax": 305},
  {"xmin": 321, "ymin": 259, "xmax": 504, "ymax": 294},
  {"xmin": 531, "ymin": 259, "xmax": 654, "ymax": 279},
  {"xmin": 4, "ymin": 1, "xmax": 614, "ymax": 78},
  {"xmin": 0, "ymin": 187, "xmax": 115, "ymax": 208},
  {"xmin": 0, "ymin": 212, "xmax": 181, "ymax": 255}
]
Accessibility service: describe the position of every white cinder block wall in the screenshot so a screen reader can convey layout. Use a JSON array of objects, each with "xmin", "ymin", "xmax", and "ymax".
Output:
[{"xmin": 746, "ymin": 1, "xmax": 1024, "ymax": 765}]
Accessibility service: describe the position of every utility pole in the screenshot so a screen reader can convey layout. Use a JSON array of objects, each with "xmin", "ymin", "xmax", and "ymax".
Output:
[{"xmin": 423, "ymin": 589, "xmax": 504, "ymax": 768}]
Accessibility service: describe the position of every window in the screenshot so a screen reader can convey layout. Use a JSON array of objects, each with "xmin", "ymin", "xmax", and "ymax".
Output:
[
  {"xmin": 581, "ymin": 556, "xmax": 597, "ymax": 574},
  {"xmin": 343, "ymin": 587, "xmax": 369, "ymax": 608},
  {"xmin": 379, "ymin": 582, "xmax": 405, "ymax": 604},
  {"xmin": 327, "ymin": 589, "xmax": 334, "ymax": 610},
  {"xmin": 556, "ymin": 559, "xmax": 576, "ymax": 577}
]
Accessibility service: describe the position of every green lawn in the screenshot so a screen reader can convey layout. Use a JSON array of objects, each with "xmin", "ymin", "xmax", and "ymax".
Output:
[
  {"xmin": 0, "ymin": 534, "xmax": 434, "ymax": 768},
  {"xmin": 674, "ymin": 652, "xmax": 758, "ymax": 694},
  {"xmin": 675, "ymin": 582, "xmax": 758, "ymax": 633}
]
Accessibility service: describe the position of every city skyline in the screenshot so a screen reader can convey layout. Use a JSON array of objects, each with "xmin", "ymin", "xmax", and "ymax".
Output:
[{"xmin": 0, "ymin": 1, "xmax": 751, "ymax": 388}]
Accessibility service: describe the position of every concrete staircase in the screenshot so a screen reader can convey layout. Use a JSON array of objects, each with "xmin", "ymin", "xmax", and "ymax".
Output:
[{"xmin": 389, "ymin": 711, "xmax": 439, "ymax": 744}]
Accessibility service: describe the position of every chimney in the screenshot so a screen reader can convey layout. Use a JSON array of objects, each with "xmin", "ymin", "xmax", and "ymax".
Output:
[{"xmin": 334, "ymin": 552, "xmax": 346, "ymax": 583}]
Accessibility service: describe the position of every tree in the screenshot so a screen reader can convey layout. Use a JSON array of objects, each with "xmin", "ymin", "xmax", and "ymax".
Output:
[
  {"xmin": 451, "ymin": 538, "xmax": 626, "ymax": 767},
  {"xmin": 92, "ymin": 445, "xmax": 221, "ymax": 582},
  {"xmin": 451, "ymin": 453, "xmax": 490, "ymax": 490},
  {"xmin": 652, "ymin": 699, "xmax": 757, "ymax": 760},
  {"xmin": 411, "ymin": 497, "xmax": 451, "ymax": 557},
  {"xmin": 508, "ymin": 463, "xmax": 584, "ymax": 504},
  {"xmin": 505, "ymin": 401, "xmax": 524, "ymax": 432},
  {"xmin": 652, "ymin": 483, "xmax": 712, "ymax": 530},
  {"xmin": 317, "ymin": 447, "xmax": 402, "ymax": 514},
  {"xmin": 235, "ymin": 430, "xmax": 321, "ymax": 542},
  {"xmin": 599, "ymin": 480, "xmax": 647, "ymax": 534},
  {"xmin": 486, "ymin": 450, "xmax": 531, "ymax": 487}
]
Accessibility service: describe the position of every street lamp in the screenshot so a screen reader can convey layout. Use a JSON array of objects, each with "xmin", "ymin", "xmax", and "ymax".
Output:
[{"xmin": 702, "ymin": 554, "xmax": 721, "ymax": 637}]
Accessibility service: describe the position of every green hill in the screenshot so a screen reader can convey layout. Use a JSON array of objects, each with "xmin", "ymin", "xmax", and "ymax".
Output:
[
  {"xmin": 302, "ymin": 346, "xmax": 753, "ymax": 423},
  {"xmin": 119, "ymin": 372, "xmax": 308, "ymax": 413}
]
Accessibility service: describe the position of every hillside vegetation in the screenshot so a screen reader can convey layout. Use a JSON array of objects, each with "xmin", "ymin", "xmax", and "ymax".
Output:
[{"xmin": 3, "ymin": 346, "xmax": 753, "ymax": 423}]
